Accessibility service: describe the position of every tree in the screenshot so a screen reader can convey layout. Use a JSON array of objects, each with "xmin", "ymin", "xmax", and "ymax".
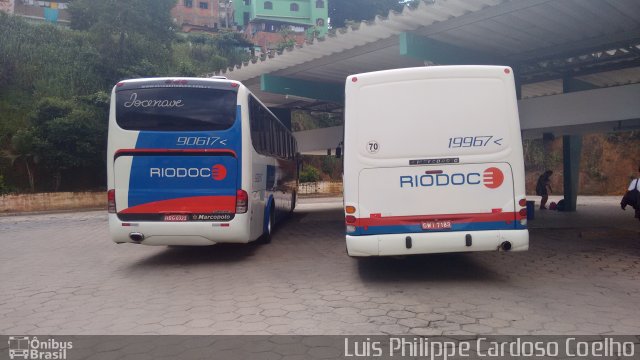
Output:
[
  {"xmin": 172, "ymin": 32, "xmax": 251, "ymax": 76},
  {"xmin": 300, "ymin": 165, "xmax": 321, "ymax": 183},
  {"xmin": 18, "ymin": 96, "xmax": 108, "ymax": 191},
  {"xmin": 276, "ymin": 28, "xmax": 297, "ymax": 52},
  {"xmin": 329, "ymin": 0, "xmax": 405, "ymax": 29},
  {"xmin": 9, "ymin": 129, "xmax": 38, "ymax": 192},
  {"xmin": 68, "ymin": 0, "xmax": 176, "ymax": 83}
]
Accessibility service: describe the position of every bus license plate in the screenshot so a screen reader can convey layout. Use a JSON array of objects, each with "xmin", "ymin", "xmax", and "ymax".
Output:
[
  {"xmin": 421, "ymin": 221, "xmax": 451, "ymax": 230},
  {"xmin": 164, "ymin": 214, "xmax": 188, "ymax": 222}
]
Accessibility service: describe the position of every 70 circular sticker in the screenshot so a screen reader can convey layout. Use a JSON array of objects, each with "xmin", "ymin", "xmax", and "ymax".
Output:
[{"xmin": 367, "ymin": 140, "xmax": 380, "ymax": 154}]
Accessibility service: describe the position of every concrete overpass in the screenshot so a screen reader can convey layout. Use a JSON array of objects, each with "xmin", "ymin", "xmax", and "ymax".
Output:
[{"xmin": 216, "ymin": 0, "xmax": 640, "ymax": 210}]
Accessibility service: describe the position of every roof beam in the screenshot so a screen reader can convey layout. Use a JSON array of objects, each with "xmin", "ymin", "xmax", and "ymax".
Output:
[
  {"xmin": 518, "ymin": 58, "xmax": 640, "ymax": 84},
  {"xmin": 509, "ymin": 29, "xmax": 640, "ymax": 63},
  {"xmin": 563, "ymin": 77, "xmax": 599, "ymax": 93},
  {"xmin": 399, "ymin": 32, "xmax": 497, "ymax": 64},
  {"xmin": 518, "ymin": 83, "xmax": 640, "ymax": 131},
  {"xmin": 413, "ymin": 0, "xmax": 554, "ymax": 37},
  {"xmin": 260, "ymin": 75, "xmax": 344, "ymax": 104}
]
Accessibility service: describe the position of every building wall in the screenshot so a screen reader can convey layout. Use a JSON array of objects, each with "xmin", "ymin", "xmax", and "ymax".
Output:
[
  {"xmin": 0, "ymin": 192, "xmax": 105, "ymax": 213},
  {"xmin": 0, "ymin": 0, "xmax": 15, "ymax": 14},
  {"xmin": 9, "ymin": 1, "xmax": 70, "ymax": 23},
  {"xmin": 171, "ymin": 0, "xmax": 220, "ymax": 32},
  {"xmin": 234, "ymin": 0, "xmax": 328, "ymax": 38},
  {"xmin": 248, "ymin": 29, "xmax": 307, "ymax": 50}
]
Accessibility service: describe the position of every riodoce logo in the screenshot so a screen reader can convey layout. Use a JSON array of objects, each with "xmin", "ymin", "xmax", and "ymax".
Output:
[{"xmin": 123, "ymin": 93, "xmax": 184, "ymax": 108}]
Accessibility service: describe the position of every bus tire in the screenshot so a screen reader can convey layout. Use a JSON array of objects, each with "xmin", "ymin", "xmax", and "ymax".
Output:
[
  {"xmin": 290, "ymin": 191, "xmax": 297, "ymax": 214},
  {"xmin": 259, "ymin": 204, "xmax": 274, "ymax": 244}
]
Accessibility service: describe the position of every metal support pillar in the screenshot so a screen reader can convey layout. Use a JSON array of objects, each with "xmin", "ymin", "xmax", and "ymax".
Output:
[
  {"xmin": 556, "ymin": 76, "xmax": 595, "ymax": 212},
  {"xmin": 562, "ymin": 135, "xmax": 582, "ymax": 212}
]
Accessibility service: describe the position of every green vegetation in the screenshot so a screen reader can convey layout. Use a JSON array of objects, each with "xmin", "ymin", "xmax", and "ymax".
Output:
[
  {"xmin": 0, "ymin": 174, "xmax": 10, "ymax": 195},
  {"xmin": 275, "ymin": 28, "xmax": 297, "ymax": 52},
  {"xmin": 299, "ymin": 165, "xmax": 321, "ymax": 183},
  {"xmin": 0, "ymin": 5, "xmax": 251, "ymax": 192},
  {"xmin": 292, "ymin": 110, "xmax": 342, "ymax": 131}
]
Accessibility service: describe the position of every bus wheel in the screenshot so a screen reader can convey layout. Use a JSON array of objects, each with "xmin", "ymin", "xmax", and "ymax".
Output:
[
  {"xmin": 259, "ymin": 206, "xmax": 274, "ymax": 244},
  {"xmin": 290, "ymin": 191, "xmax": 296, "ymax": 214}
]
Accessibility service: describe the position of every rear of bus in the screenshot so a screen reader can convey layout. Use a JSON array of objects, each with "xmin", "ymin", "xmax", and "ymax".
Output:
[
  {"xmin": 343, "ymin": 66, "xmax": 528, "ymax": 257},
  {"xmin": 107, "ymin": 78, "xmax": 250, "ymax": 246}
]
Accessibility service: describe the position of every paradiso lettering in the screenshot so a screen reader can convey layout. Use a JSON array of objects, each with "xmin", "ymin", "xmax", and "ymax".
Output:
[
  {"xmin": 123, "ymin": 92, "xmax": 184, "ymax": 108},
  {"xmin": 400, "ymin": 168, "xmax": 504, "ymax": 189}
]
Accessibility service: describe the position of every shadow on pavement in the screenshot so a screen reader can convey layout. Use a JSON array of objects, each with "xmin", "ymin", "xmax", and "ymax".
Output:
[
  {"xmin": 356, "ymin": 253, "xmax": 504, "ymax": 283},
  {"xmin": 128, "ymin": 242, "xmax": 261, "ymax": 268}
]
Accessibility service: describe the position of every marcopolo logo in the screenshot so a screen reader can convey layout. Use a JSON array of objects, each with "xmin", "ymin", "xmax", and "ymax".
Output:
[
  {"xmin": 150, "ymin": 164, "xmax": 227, "ymax": 181},
  {"xmin": 8, "ymin": 336, "xmax": 72, "ymax": 360},
  {"xmin": 400, "ymin": 167, "xmax": 504, "ymax": 189}
]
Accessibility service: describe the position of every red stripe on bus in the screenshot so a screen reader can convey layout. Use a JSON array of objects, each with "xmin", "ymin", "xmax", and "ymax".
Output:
[
  {"xmin": 120, "ymin": 196, "xmax": 236, "ymax": 214},
  {"xmin": 353, "ymin": 212, "xmax": 517, "ymax": 227}
]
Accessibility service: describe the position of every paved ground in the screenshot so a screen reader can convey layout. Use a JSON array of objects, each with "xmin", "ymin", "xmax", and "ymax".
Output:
[{"xmin": 0, "ymin": 196, "xmax": 639, "ymax": 335}]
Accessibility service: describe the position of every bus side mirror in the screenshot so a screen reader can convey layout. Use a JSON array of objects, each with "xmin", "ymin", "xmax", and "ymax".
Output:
[{"xmin": 335, "ymin": 146, "xmax": 342, "ymax": 159}]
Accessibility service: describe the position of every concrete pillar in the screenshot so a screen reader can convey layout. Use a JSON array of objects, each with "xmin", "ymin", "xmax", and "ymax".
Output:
[
  {"xmin": 562, "ymin": 135, "xmax": 582, "ymax": 212},
  {"xmin": 557, "ymin": 76, "xmax": 595, "ymax": 212}
]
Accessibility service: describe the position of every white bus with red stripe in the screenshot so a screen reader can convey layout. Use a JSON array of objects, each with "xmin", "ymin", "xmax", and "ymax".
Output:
[
  {"xmin": 107, "ymin": 77, "xmax": 297, "ymax": 246},
  {"xmin": 343, "ymin": 66, "xmax": 528, "ymax": 257}
]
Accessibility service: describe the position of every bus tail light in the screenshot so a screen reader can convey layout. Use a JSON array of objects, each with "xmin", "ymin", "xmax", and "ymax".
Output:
[
  {"xmin": 345, "ymin": 206, "xmax": 356, "ymax": 214},
  {"xmin": 236, "ymin": 189, "xmax": 248, "ymax": 214},
  {"xmin": 107, "ymin": 189, "xmax": 116, "ymax": 213},
  {"xmin": 517, "ymin": 198, "xmax": 527, "ymax": 226},
  {"xmin": 345, "ymin": 215, "xmax": 356, "ymax": 224}
]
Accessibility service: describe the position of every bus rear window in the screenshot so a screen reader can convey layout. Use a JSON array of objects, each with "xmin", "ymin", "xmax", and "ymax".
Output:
[{"xmin": 116, "ymin": 87, "xmax": 237, "ymax": 131}]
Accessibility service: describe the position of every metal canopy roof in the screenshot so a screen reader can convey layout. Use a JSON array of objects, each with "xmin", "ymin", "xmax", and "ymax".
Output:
[{"xmin": 216, "ymin": 0, "xmax": 640, "ymax": 109}]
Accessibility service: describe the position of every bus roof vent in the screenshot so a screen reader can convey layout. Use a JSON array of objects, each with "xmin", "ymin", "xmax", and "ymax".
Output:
[{"xmin": 210, "ymin": 76, "xmax": 228, "ymax": 80}]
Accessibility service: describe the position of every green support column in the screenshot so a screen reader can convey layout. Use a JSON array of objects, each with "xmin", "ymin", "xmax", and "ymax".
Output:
[
  {"xmin": 562, "ymin": 135, "xmax": 582, "ymax": 212},
  {"xmin": 559, "ymin": 76, "xmax": 596, "ymax": 212},
  {"xmin": 261, "ymin": 75, "xmax": 344, "ymax": 104}
]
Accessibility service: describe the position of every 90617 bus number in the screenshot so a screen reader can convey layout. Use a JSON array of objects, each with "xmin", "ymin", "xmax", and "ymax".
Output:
[
  {"xmin": 177, "ymin": 136, "xmax": 228, "ymax": 146},
  {"xmin": 448, "ymin": 136, "xmax": 503, "ymax": 148}
]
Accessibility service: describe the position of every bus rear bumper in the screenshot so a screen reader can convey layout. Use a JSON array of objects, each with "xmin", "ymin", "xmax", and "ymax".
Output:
[
  {"xmin": 346, "ymin": 229, "xmax": 528, "ymax": 257},
  {"xmin": 109, "ymin": 214, "xmax": 253, "ymax": 246}
]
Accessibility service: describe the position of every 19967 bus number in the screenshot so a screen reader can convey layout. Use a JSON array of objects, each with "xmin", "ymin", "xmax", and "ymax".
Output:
[
  {"xmin": 177, "ymin": 136, "xmax": 227, "ymax": 146},
  {"xmin": 448, "ymin": 136, "xmax": 502, "ymax": 148}
]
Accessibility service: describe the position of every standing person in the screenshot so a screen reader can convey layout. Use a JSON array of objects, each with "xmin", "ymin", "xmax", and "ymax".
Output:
[
  {"xmin": 621, "ymin": 166, "xmax": 640, "ymax": 221},
  {"xmin": 536, "ymin": 170, "xmax": 553, "ymax": 210}
]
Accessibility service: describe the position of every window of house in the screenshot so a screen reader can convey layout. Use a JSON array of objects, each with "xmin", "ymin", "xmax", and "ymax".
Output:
[
  {"xmin": 184, "ymin": 0, "xmax": 193, "ymax": 7},
  {"xmin": 316, "ymin": 0, "xmax": 324, "ymax": 8},
  {"xmin": 244, "ymin": 0, "xmax": 251, "ymax": 5},
  {"xmin": 290, "ymin": 2, "xmax": 299, "ymax": 11},
  {"xmin": 264, "ymin": 1, "xmax": 272, "ymax": 9},
  {"xmin": 199, "ymin": 1, "xmax": 208, "ymax": 9}
]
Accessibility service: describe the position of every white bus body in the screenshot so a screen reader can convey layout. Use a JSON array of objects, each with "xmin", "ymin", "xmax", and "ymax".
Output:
[
  {"xmin": 107, "ymin": 78, "xmax": 297, "ymax": 246},
  {"xmin": 343, "ymin": 66, "xmax": 528, "ymax": 257}
]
